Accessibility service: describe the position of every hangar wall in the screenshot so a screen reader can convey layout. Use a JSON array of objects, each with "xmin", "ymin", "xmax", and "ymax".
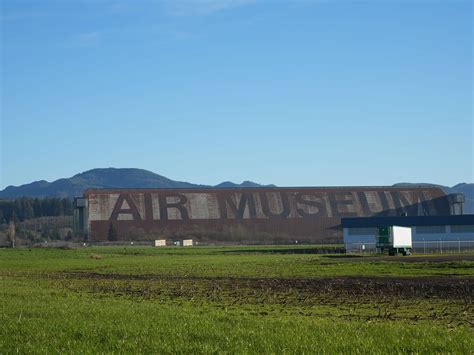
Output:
[{"xmin": 79, "ymin": 187, "xmax": 456, "ymax": 243}]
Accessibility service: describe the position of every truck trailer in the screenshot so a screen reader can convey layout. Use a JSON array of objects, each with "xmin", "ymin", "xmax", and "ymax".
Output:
[{"xmin": 376, "ymin": 226, "xmax": 412, "ymax": 255}]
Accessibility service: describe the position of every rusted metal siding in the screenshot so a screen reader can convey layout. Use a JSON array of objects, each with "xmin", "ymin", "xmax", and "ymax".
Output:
[{"xmin": 83, "ymin": 187, "xmax": 451, "ymax": 243}]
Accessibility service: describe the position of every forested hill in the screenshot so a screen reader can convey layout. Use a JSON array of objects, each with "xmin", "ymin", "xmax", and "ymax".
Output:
[
  {"xmin": 0, "ymin": 197, "xmax": 73, "ymax": 224},
  {"xmin": 0, "ymin": 185, "xmax": 473, "ymax": 224},
  {"xmin": 0, "ymin": 168, "xmax": 200, "ymax": 199},
  {"xmin": 0, "ymin": 168, "xmax": 472, "ymax": 213},
  {"xmin": 0, "ymin": 168, "xmax": 273, "ymax": 199}
]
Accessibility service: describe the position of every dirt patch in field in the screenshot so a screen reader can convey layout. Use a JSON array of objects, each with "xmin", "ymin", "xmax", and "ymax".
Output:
[{"xmin": 63, "ymin": 271, "xmax": 473, "ymax": 300}]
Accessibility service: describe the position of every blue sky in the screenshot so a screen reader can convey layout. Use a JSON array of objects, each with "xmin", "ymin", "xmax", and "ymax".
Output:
[{"xmin": 1, "ymin": 0, "xmax": 472, "ymax": 189}]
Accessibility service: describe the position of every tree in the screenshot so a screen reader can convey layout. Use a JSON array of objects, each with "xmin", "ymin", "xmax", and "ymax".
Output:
[
  {"xmin": 23, "ymin": 198, "xmax": 34, "ymax": 220},
  {"xmin": 61, "ymin": 198, "xmax": 73, "ymax": 215},
  {"xmin": 41, "ymin": 226, "xmax": 52, "ymax": 241},
  {"xmin": 0, "ymin": 197, "xmax": 73, "ymax": 223},
  {"xmin": 50, "ymin": 198, "xmax": 63, "ymax": 216},
  {"xmin": 107, "ymin": 223, "xmax": 118, "ymax": 241},
  {"xmin": 14, "ymin": 199, "xmax": 23, "ymax": 221},
  {"xmin": 32, "ymin": 198, "xmax": 42, "ymax": 217},
  {"xmin": 7, "ymin": 220, "xmax": 16, "ymax": 248}
]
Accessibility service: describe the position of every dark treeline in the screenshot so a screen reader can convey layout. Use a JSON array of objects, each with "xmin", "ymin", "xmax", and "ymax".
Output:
[{"xmin": 0, "ymin": 197, "xmax": 73, "ymax": 224}]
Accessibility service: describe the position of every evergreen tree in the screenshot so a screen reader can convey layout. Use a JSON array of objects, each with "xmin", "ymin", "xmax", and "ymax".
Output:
[
  {"xmin": 50, "ymin": 198, "xmax": 63, "ymax": 216},
  {"xmin": 0, "ymin": 197, "xmax": 74, "ymax": 222},
  {"xmin": 32, "ymin": 198, "xmax": 42, "ymax": 217},
  {"xmin": 23, "ymin": 198, "xmax": 34, "ymax": 220},
  {"xmin": 14, "ymin": 199, "xmax": 23, "ymax": 221},
  {"xmin": 40, "ymin": 199, "xmax": 50, "ymax": 216},
  {"xmin": 61, "ymin": 198, "xmax": 73, "ymax": 215}
]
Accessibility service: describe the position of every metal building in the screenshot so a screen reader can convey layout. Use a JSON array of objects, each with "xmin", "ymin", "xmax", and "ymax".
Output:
[
  {"xmin": 73, "ymin": 186, "xmax": 464, "ymax": 243},
  {"xmin": 342, "ymin": 214, "xmax": 474, "ymax": 252}
]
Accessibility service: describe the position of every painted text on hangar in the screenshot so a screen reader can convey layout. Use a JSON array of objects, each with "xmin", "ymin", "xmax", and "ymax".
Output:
[{"xmin": 83, "ymin": 187, "xmax": 453, "ymax": 242}]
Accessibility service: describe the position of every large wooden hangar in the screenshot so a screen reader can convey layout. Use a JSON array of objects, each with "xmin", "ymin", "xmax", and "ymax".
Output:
[{"xmin": 73, "ymin": 186, "xmax": 464, "ymax": 243}]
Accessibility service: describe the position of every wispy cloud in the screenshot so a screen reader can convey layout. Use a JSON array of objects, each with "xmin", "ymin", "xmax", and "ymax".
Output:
[
  {"xmin": 167, "ymin": 0, "xmax": 256, "ymax": 16},
  {"xmin": 64, "ymin": 0, "xmax": 255, "ymax": 48}
]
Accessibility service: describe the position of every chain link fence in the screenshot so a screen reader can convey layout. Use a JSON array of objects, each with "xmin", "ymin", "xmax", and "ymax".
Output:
[{"xmin": 348, "ymin": 240, "xmax": 474, "ymax": 254}]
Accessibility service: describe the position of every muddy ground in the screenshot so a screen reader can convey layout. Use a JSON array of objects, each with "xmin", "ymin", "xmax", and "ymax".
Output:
[
  {"xmin": 51, "ymin": 271, "xmax": 473, "ymax": 325},
  {"xmin": 63, "ymin": 271, "xmax": 473, "ymax": 300}
]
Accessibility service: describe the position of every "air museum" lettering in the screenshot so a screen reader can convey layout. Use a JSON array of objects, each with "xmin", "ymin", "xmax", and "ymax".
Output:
[{"xmin": 101, "ymin": 190, "xmax": 442, "ymax": 222}]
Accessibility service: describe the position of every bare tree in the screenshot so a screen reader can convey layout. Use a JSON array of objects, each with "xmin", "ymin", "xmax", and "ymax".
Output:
[{"xmin": 7, "ymin": 221, "xmax": 16, "ymax": 248}]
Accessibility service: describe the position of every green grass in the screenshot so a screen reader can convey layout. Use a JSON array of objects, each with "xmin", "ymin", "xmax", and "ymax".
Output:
[
  {"xmin": 1, "ymin": 246, "xmax": 473, "ymax": 353},
  {"xmin": 1, "ymin": 246, "xmax": 473, "ymax": 277}
]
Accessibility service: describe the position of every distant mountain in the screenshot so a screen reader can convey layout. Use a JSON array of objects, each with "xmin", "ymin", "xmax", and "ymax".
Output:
[
  {"xmin": 215, "ymin": 181, "xmax": 276, "ymax": 188},
  {"xmin": 1, "ymin": 170, "xmax": 472, "ymax": 214},
  {"xmin": 451, "ymin": 183, "xmax": 474, "ymax": 199},
  {"xmin": 0, "ymin": 168, "xmax": 273, "ymax": 199},
  {"xmin": 392, "ymin": 182, "xmax": 474, "ymax": 214}
]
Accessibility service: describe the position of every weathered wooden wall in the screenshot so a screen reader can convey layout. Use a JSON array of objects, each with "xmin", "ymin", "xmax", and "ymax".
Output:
[{"xmin": 84, "ymin": 187, "xmax": 451, "ymax": 243}]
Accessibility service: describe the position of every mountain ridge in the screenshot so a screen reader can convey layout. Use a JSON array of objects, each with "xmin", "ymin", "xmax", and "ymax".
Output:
[
  {"xmin": 0, "ymin": 168, "xmax": 472, "ymax": 214},
  {"xmin": 0, "ymin": 168, "xmax": 273, "ymax": 199}
]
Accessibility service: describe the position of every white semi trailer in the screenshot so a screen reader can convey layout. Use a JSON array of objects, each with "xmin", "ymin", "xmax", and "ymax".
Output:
[{"xmin": 376, "ymin": 226, "xmax": 412, "ymax": 256}]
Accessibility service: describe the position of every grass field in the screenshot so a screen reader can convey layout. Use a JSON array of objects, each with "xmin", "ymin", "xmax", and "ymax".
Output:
[{"xmin": 1, "ymin": 246, "xmax": 473, "ymax": 353}]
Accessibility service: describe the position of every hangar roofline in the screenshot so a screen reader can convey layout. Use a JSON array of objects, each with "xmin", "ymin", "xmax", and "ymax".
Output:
[{"xmin": 82, "ymin": 185, "xmax": 446, "ymax": 195}]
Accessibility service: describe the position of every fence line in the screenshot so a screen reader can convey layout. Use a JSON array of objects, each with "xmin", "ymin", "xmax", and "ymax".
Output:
[{"xmin": 348, "ymin": 240, "xmax": 474, "ymax": 254}]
